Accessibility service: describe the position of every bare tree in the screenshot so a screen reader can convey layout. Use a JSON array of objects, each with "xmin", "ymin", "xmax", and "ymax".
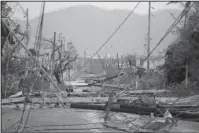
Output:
[{"xmin": 42, "ymin": 38, "xmax": 78, "ymax": 84}]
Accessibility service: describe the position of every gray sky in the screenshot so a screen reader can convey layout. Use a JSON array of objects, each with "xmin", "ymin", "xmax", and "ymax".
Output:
[{"xmin": 8, "ymin": 2, "xmax": 183, "ymax": 20}]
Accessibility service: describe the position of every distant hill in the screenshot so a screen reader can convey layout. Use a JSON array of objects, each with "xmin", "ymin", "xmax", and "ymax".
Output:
[{"xmin": 26, "ymin": 5, "xmax": 181, "ymax": 57}]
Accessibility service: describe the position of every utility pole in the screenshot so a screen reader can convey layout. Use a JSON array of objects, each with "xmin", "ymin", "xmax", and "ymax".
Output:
[
  {"xmin": 116, "ymin": 53, "xmax": 119, "ymax": 70},
  {"xmin": 60, "ymin": 37, "xmax": 63, "ymax": 79},
  {"xmin": 185, "ymin": 63, "xmax": 188, "ymax": 89},
  {"xmin": 26, "ymin": 9, "xmax": 29, "ymax": 47},
  {"xmin": 147, "ymin": 2, "xmax": 151, "ymax": 69},
  {"xmin": 51, "ymin": 32, "xmax": 56, "ymax": 76},
  {"xmin": 25, "ymin": 8, "xmax": 29, "ymax": 77},
  {"xmin": 184, "ymin": 4, "xmax": 189, "ymax": 89},
  {"xmin": 35, "ymin": 2, "xmax": 45, "ymax": 63},
  {"xmin": 84, "ymin": 50, "xmax": 86, "ymax": 65},
  {"xmin": 63, "ymin": 37, "xmax": 66, "ymax": 52},
  {"xmin": 69, "ymin": 58, "xmax": 71, "ymax": 83},
  {"xmin": 144, "ymin": 34, "xmax": 147, "ymax": 56},
  {"xmin": 59, "ymin": 33, "xmax": 62, "ymax": 54},
  {"xmin": 68, "ymin": 41, "xmax": 71, "ymax": 83}
]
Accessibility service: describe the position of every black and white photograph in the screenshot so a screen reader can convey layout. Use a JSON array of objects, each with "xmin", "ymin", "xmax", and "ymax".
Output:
[{"xmin": 1, "ymin": 1, "xmax": 199, "ymax": 132}]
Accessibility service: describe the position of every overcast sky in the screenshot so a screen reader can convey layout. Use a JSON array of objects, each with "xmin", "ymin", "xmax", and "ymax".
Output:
[{"xmin": 8, "ymin": 2, "xmax": 183, "ymax": 20}]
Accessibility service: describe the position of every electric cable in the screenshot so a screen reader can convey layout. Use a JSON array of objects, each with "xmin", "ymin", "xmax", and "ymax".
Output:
[{"xmin": 70, "ymin": 2, "xmax": 141, "ymax": 79}]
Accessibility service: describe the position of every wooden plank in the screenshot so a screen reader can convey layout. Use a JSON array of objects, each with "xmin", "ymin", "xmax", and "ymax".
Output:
[
  {"xmin": 129, "ymin": 90, "xmax": 169, "ymax": 94},
  {"xmin": 9, "ymin": 91, "xmax": 23, "ymax": 98},
  {"xmin": 93, "ymin": 83, "xmax": 168, "ymax": 94},
  {"xmin": 93, "ymin": 83, "xmax": 126, "ymax": 89},
  {"xmin": 70, "ymin": 102, "xmax": 199, "ymax": 122},
  {"xmin": 2, "ymin": 97, "xmax": 25, "ymax": 104},
  {"xmin": 64, "ymin": 81, "xmax": 88, "ymax": 87}
]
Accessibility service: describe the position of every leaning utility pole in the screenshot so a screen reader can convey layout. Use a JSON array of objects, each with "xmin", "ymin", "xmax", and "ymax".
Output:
[
  {"xmin": 24, "ymin": 8, "xmax": 29, "ymax": 77},
  {"xmin": 35, "ymin": 2, "xmax": 45, "ymax": 63},
  {"xmin": 147, "ymin": 2, "xmax": 151, "ymax": 69}
]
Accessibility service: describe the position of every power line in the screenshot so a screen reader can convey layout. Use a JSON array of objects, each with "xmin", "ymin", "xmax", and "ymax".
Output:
[
  {"xmin": 140, "ymin": 3, "xmax": 193, "ymax": 66},
  {"xmin": 70, "ymin": 2, "xmax": 141, "ymax": 79},
  {"xmin": 16, "ymin": 2, "xmax": 27, "ymax": 17},
  {"xmin": 34, "ymin": 2, "xmax": 46, "ymax": 57},
  {"xmin": 9, "ymin": 2, "xmax": 32, "ymax": 33},
  {"xmin": 102, "ymin": 4, "xmax": 193, "ymax": 124}
]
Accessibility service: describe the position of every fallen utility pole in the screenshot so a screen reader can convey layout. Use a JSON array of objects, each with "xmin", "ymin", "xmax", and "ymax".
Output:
[
  {"xmin": 2, "ymin": 19, "xmax": 62, "ymax": 92},
  {"xmin": 103, "ymin": 2, "xmax": 192, "ymax": 125}
]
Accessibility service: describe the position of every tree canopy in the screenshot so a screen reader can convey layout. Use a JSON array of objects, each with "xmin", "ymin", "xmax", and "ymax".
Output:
[{"xmin": 165, "ymin": 2, "xmax": 199, "ymax": 86}]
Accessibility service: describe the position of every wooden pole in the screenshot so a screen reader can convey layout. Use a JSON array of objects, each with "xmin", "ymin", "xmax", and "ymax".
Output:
[
  {"xmin": 51, "ymin": 32, "xmax": 56, "ymax": 76},
  {"xmin": 69, "ymin": 68, "xmax": 70, "ymax": 83},
  {"xmin": 117, "ymin": 53, "xmax": 119, "ymax": 70},
  {"xmin": 35, "ymin": 2, "xmax": 45, "ymax": 62},
  {"xmin": 63, "ymin": 37, "xmax": 65, "ymax": 52},
  {"xmin": 61, "ymin": 38, "xmax": 63, "ymax": 79},
  {"xmin": 104, "ymin": 90, "xmax": 114, "ymax": 122},
  {"xmin": 184, "ymin": 8, "xmax": 188, "ymax": 89},
  {"xmin": 25, "ymin": 8, "xmax": 29, "ymax": 78},
  {"xmin": 136, "ymin": 76, "xmax": 138, "ymax": 89},
  {"xmin": 26, "ymin": 9, "xmax": 29, "ymax": 47},
  {"xmin": 147, "ymin": 2, "xmax": 151, "ymax": 69},
  {"xmin": 185, "ymin": 64, "xmax": 188, "ymax": 89}
]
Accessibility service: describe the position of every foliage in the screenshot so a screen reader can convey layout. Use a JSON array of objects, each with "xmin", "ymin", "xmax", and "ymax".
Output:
[
  {"xmin": 1, "ymin": 2, "xmax": 29, "ymax": 98},
  {"xmin": 1, "ymin": 1, "xmax": 12, "ymax": 17},
  {"xmin": 166, "ymin": 80, "xmax": 199, "ymax": 97},
  {"xmin": 165, "ymin": 2, "xmax": 199, "ymax": 87},
  {"xmin": 139, "ymin": 70, "xmax": 165, "ymax": 90},
  {"xmin": 1, "ymin": 3, "xmax": 78, "ymax": 97},
  {"xmin": 1, "ymin": 2, "xmax": 15, "ymax": 51}
]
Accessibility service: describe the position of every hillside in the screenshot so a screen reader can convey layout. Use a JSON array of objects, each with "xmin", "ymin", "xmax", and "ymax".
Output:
[{"xmin": 27, "ymin": 5, "xmax": 181, "ymax": 57}]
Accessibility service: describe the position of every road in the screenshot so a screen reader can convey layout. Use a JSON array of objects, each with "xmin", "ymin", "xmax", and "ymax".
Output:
[
  {"xmin": 2, "ymin": 107, "xmax": 124, "ymax": 132},
  {"xmin": 2, "ymin": 107, "xmax": 199, "ymax": 132}
]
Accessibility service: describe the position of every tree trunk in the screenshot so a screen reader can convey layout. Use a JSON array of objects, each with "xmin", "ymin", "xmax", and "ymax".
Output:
[{"xmin": 54, "ymin": 73, "xmax": 61, "ymax": 84}]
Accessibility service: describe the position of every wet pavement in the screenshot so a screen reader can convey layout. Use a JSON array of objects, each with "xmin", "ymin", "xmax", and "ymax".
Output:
[
  {"xmin": 2, "ymin": 106, "xmax": 199, "ymax": 132},
  {"xmin": 2, "ymin": 107, "xmax": 124, "ymax": 132}
]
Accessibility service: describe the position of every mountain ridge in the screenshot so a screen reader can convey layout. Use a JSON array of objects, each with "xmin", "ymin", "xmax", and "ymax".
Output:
[{"xmin": 25, "ymin": 5, "xmax": 181, "ymax": 57}]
